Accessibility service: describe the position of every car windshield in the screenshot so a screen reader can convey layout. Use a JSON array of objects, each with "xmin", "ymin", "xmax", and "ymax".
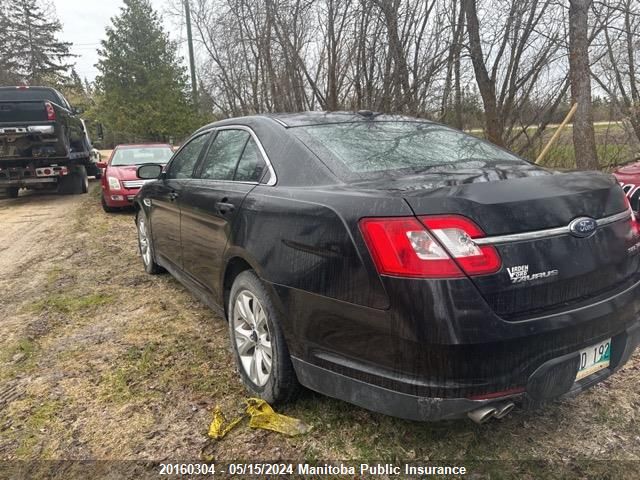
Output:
[
  {"xmin": 291, "ymin": 122, "xmax": 527, "ymax": 179},
  {"xmin": 111, "ymin": 147, "xmax": 173, "ymax": 166}
]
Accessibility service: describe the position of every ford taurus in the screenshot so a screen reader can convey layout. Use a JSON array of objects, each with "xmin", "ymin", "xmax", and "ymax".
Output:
[{"xmin": 133, "ymin": 112, "xmax": 640, "ymax": 423}]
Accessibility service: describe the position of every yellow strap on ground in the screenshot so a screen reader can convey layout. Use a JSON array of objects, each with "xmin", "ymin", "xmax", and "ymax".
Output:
[
  {"xmin": 207, "ymin": 398, "xmax": 311, "ymax": 440},
  {"xmin": 245, "ymin": 398, "xmax": 311, "ymax": 436},
  {"xmin": 207, "ymin": 406, "xmax": 243, "ymax": 440}
]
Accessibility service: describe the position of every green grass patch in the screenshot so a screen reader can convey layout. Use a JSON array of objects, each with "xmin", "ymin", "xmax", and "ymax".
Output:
[
  {"xmin": 29, "ymin": 293, "xmax": 114, "ymax": 315},
  {"xmin": 99, "ymin": 343, "xmax": 162, "ymax": 403},
  {"xmin": 14, "ymin": 400, "xmax": 63, "ymax": 458},
  {"xmin": 537, "ymin": 143, "xmax": 633, "ymax": 170}
]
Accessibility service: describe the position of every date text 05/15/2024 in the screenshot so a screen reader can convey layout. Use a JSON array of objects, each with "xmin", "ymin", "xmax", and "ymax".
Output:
[{"xmin": 158, "ymin": 463, "xmax": 468, "ymax": 477}]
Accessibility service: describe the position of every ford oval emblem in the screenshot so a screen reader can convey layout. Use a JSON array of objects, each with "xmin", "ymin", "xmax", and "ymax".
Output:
[{"xmin": 569, "ymin": 217, "xmax": 597, "ymax": 238}]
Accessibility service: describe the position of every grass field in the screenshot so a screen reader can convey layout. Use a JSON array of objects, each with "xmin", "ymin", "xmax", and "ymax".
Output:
[
  {"xmin": 497, "ymin": 121, "xmax": 638, "ymax": 171},
  {"xmin": 0, "ymin": 184, "xmax": 638, "ymax": 479}
]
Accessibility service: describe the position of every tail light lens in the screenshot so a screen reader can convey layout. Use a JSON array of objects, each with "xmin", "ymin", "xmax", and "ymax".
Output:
[
  {"xmin": 44, "ymin": 102, "xmax": 56, "ymax": 121},
  {"xmin": 623, "ymin": 195, "xmax": 640, "ymax": 236},
  {"xmin": 359, "ymin": 215, "xmax": 501, "ymax": 279}
]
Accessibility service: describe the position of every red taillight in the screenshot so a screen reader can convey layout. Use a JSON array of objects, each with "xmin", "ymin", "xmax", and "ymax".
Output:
[
  {"xmin": 623, "ymin": 196, "xmax": 640, "ymax": 236},
  {"xmin": 418, "ymin": 215, "xmax": 502, "ymax": 276},
  {"xmin": 44, "ymin": 102, "xmax": 56, "ymax": 121},
  {"xmin": 359, "ymin": 215, "xmax": 501, "ymax": 278}
]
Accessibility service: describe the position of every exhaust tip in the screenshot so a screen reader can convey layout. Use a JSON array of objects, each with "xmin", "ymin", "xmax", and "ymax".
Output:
[
  {"xmin": 467, "ymin": 406, "xmax": 498, "ymax": 424},
  {"xmin": 494, "ymin": 402, "xmax": 515, "ymax": 419}
]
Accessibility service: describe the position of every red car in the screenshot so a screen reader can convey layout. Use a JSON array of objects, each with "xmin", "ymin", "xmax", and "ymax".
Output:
[
  {"xmin": 99, "ymin": 144, "xmax": 174, "ymax": 212},
  {"xmin": 613, "ymin": 160, "xmax": 640, "ymax": 213}
]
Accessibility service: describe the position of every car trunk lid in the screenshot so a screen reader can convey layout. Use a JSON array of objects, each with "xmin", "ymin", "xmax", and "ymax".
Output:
[{"xmin": 395, "ymin": 168, "xmax": 638, "ymax": 319}]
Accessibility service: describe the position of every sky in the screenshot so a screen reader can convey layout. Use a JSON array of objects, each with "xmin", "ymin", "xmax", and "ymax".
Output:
[{"xmin": 54, "ymin": 0, "xmax": 186, "ymax": 82}]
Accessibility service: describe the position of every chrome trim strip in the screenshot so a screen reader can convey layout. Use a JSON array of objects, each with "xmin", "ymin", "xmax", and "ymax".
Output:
[
  {"xmin": 596, "ymin": 209, "xmax": 632, "ymax": 227},
  {"xmin": 474, "ymin": 209, "xmax": 632, "ymax": 245}
]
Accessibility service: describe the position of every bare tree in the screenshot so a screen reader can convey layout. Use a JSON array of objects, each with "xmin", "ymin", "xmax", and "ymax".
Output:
[
  {"xmin": 593, "ymin": 0, "xmax": 640, "ymax": 144},
  {"xmin": 569, "ymin": 0, "xmax": 599, "ymax": 169},
  {"xmin": 464, "ymin": 0, "xmax": 567, "ymax": 149}
]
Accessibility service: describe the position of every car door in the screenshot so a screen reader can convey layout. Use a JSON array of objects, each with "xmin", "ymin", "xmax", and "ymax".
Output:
[
  {"xmin": 149, "ymin": 132, "xmax": 211, "ymax": 269},
  {"xmin": 180, "ymin": 127, "xmax": 271, "ymax": 299}
]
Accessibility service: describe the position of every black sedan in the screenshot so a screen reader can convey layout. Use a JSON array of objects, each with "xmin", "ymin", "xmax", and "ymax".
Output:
[{"xmin": 134, "ymin": 112, "xmax": 640, "ymax": 423}]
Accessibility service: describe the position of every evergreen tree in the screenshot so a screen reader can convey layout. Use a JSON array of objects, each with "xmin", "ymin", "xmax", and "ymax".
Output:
[
  {"xmin": 95, "ymin": 0, "xmax": 201, "ymax": 143},
  {"xmin": 1, "ymin": 0, "xmax": 73, "ymax": 85},
  {"xmin": 0, "ymin": 0, "xmax": 21, "ymax": 85}
]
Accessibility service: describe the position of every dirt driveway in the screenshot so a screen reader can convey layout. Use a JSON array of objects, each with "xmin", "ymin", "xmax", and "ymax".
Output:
[{"xmin": 0, "ymin": 184, "xmax": 639, "ymax": 478}]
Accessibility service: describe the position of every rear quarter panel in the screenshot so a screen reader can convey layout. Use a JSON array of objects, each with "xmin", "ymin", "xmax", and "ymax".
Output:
[{"xmin": 227, "ymin": 186, "xmax": 414, "ymax": 311}]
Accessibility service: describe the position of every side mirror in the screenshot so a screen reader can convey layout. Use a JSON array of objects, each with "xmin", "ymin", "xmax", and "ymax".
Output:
[
  {"xmin": 137, "ymin": 163, "xmax": 163, "ymax": 180},
  {"xmin": 96, "ymin": 161, "xmax": 107, "ymax": 169}
]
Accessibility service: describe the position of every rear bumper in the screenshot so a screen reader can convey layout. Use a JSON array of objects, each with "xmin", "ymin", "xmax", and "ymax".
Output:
[
  {"xmin": 291, "ymin": 321, "xmax": 640, "ymax": 421},
  {"xmin": 274, "ymin": 274, "xmax": 640, "ymax": 420},
  {"xmin": 0, "ymin": 125, "xmax": 54, "ymax": 135},
  {"xmin": 0, "ymin": 177, "xmax": 57, "ymax": 187}
]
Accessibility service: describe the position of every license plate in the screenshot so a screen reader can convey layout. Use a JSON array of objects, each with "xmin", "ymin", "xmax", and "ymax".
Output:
[{"xmin": 576, "ymin": 338, "xmax": 611, "ymax": 381}]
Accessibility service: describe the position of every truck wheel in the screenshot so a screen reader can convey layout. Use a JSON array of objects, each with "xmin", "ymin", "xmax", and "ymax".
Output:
[
  {"xmin": 81, "ymin": 166, "xmax": 89, "ymax": 193},
  {"xmin": 57, "ymin": 166, "xmax": 88, "ymax": 195},
  {"xmin": 228, "ymin": 271, "xmax": 300, "ymax": 404}
]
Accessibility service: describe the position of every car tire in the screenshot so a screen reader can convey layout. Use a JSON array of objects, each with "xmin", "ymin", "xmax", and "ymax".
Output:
[
  {"xmin": 57, "ymin": 166, "xmax": 88, "ymax": 195},
  {"xmin": 7, "ymin": 187, "xmax": 19, "ymax": 198},
  {"xmin": 228, "ymin": 270, "xmax": 300, "ymax": 404},
  {"xmin": 136, "ymin": 210, "xmax": 163, "ymax": 274},
  {"xmin": 101, "ymin": 195, "xmax": 118, "ymax": 213}
]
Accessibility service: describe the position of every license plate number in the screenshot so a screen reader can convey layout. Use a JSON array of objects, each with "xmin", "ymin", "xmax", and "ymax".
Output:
[{"xmin": 576, "ymin": 338, "xmax": 611, "ymax": 381}]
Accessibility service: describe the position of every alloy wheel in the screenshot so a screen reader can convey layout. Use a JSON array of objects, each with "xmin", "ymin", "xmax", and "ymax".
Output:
[
  {"xmin": 138, "ymin": 217, "xmax": 152, "ymax": 267},
  {"xmin": 232, "ymin": 290, "xmax": 273, "ymax": 386}
]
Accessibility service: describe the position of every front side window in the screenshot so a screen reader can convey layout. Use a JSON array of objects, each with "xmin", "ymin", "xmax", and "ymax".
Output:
[
  {"xmin": 199, "ymin": 130, "xmax": 249, "ymax": 180},
  {"xmin": 166, "ymin": 134, "xmax": 209, "ymax": 179}
]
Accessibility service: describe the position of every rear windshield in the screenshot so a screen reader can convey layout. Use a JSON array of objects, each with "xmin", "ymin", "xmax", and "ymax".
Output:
[
  {"xmin": 111, "ymin": 147, "xmax": 174, "ymax": 166},
  {"xmin": 0, "ymin": 88, "xmax": 61, "ymax": 104},
  {"xmin": 291, "ymin": 122, "xmax": 527, "ymax": 179}
]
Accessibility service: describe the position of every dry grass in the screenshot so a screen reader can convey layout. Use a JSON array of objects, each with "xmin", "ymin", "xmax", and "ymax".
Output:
[{"xmin": 0, "ymin": 184, "xmax": 638, "ymax": 479}]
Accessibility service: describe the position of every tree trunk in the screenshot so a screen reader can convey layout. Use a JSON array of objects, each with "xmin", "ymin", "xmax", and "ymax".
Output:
[
  {"xmin": 463, "ymin": 0, "xmax": 504, "ymax": 146},
  {"xmin": 568, "ymin": 0, "xmax": 599, "ymax": 170}
]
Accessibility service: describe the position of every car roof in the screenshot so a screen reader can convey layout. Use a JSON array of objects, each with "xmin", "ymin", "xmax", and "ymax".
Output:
[
  {"xmin": 263, "ymin": 111, "xmax": 434, "ymax": 128},
  {"xmin": 195, "ymin": 111, "xmax": 434, "ymax": 133},
  {"xmin": 0, "ymin": 86, "xmax": 56, "ymax": 91}
]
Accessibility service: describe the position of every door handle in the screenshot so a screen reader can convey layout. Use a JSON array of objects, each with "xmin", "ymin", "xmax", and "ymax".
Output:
[
  {"xmin": 215, "ymin": 202, "xmax": 235, "ymax": 215},
  {"xmin": 169, "ymin": 191, "xmax": 179, "ymax": 201}
]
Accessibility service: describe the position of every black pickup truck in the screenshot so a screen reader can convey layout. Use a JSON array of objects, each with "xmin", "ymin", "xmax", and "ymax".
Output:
[{"xmin": 0, "ymin": 86, "xmax": 100, "ymax": 198}]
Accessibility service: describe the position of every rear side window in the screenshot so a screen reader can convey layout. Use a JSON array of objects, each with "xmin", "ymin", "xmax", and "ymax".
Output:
[
  {"xmin": 166, "ymin": 133, "xmax": 209, "ymax": 179},
  {"xmin": 199, "ymin": 130, "xmax": 249, "ymax": 180},
  {"xmin": 234, "ymin": 139, "xmax": 268, "ymax": 182},
  {"xmin": 291, "ymin": 122, "xmax": 526, "ymax": 179}
]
